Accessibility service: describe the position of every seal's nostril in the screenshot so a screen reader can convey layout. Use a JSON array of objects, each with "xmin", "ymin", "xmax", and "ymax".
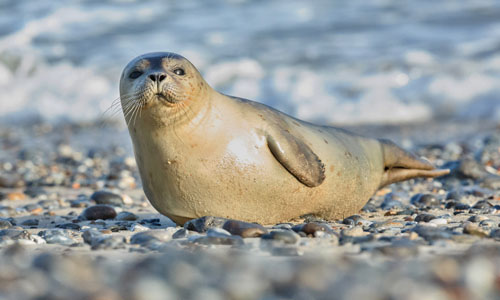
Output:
[{"xmin": 149, "ymin": 73, "xmax": 167, "ymax": 82}]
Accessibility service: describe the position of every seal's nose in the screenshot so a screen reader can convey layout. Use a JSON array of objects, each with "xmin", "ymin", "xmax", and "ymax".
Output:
[{"xmin": 148, "ymin": 73, "xmax": 167, "ymax": 82}]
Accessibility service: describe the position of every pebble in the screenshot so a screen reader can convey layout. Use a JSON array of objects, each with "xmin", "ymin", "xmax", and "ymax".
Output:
[
  {"xmin": 38, "ymin": 229, "xmax": 76, "ymax": 245},
  {"xmin": 193, "ymin": 235, "xmax": 243, "ymax": 246},
  {"xmin": 0, "ymin": 219, "xmax": 12, "ymax": 229},
  {"xmin": 411, "ymin": 193, "xmax": 440, "ymax": 208},
  {"xmin": 341, "ymin": 226, "xmax": 368, "ymax": 237},
  {"xmin": 415, "ymin": 214, "xmax": 437, "ymax": 223},
  {"xmin": 468, "ymin": 215, "xmax": 488, "ymax": 223},
  {"xmin": 206, "ymin": 227, "xmax": 232, "ymax": 238},
  {"xmin": 184, "ymin": 216, "xmax": 228, "ymax": 233},
  {"xmin": 81, "ymin": 205, "xmax": 117, "ymax": 220},
  {"xmin": 300, "ymin": 222, "xmax": 334, "ymax": 236},
  {"xmin": 343, "ymin": 215, "xmax": 362, "ymax": 226},
  {"xmin": 82, "ymin": 228, "xmax": 103, "ymax": 245},
  {"xmin": 261, "ymin": 230, "xmax": 300, "ymax": 244},
  {"xmin": 21, "ymin": 219, "xmax": 39, "ymax": 226},
  {"xmin": 116, "ymin": 211, "xmax": 138, "ymax": 221},
  {"xmin": 413, "ymin": 225, "xmax": 452, "ymax": 242},
  {"xmin": 56, "ymin": 223, "xmax": 82, "ymax": 230},
  {"xmin": 472, "ymin": 200, "xmax": 492, "ymax": 209},
  {"xmin": 428, "ymin": 218, "xmax": 448, "ymax": 225},
  {"xmin": 7, "ymin": 192, "xmax": 26, "ymax": 201},
  {"xmin": 91, "ymin": 235, "xmax": 126, "ymax": 250},
  {"xmin": 222, "ymin": 220, "xmax": 267, "ymax": 238},
  {"xmin": 0, "ymin": 229, "xmax": 32, "ymax": 241},
  {"xmin": 463, "ymin": 223, "xmax": 489, "ymax": 238},
  {"xmin": 130, "ymin": 229, "xmax": 176, "ymax": 246},
  {"xmin": 90, "ymin": 190, "xmax": 124, "ymax": 206},
  {"xmin": 0, "ymin": 174, "xmax": 22, "ymax": 188},
  {"xmin": 172, "ymin": 228, "xmax": 190, "ymax": 239},
  {"xmin": 381, "ymin": 193, "xmax": 404, "ymax": 210}
]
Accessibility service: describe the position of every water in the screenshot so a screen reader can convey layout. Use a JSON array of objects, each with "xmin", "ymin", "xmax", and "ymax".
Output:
[{"xmin": 1, "ymin": 0, "xmax": 500, "ymax": 125}]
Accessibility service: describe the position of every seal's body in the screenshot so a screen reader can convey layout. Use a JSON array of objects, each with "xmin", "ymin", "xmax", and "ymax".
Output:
[{"xmin": 120, "ymin": 52, "xmax": 448, "ymax": 225}]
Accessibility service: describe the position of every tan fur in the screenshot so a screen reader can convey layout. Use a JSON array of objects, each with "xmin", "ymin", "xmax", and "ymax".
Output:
[{"xmin": 120, "ymin": 52, "xmax": 449, "ymax": 225}]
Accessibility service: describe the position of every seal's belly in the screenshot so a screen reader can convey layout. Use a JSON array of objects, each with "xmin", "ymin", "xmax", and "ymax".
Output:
[{"xmin": 137, "ymin": 129, "xmax": 382, "ymax": 224}]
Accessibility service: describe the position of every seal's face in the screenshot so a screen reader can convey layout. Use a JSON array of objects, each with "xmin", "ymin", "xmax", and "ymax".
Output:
[{"xmin": 119, "ymin": 52, "xmax": 208, "ymax": 125}]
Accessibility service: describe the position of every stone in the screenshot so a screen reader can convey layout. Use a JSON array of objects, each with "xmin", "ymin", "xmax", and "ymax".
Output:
[
  {"xmin": 184, "ymin": 216, "xmax": 228, "ymax": 233},
  {"xmin": 90, "ymin": 190, "xmax": 124, "ymax": 206},
  {"xmin": 91, "ymin": 235, "xmax": 126, "ymax": 250},
  {"xmin": 381, "ymin": 193, "xmax": 404, "ymax": 210},
  {"xmin": 222, "ymin": 220, "xmax": 267, "ymax": 238},
  {"xmin": 341, "ymin": 226, "xmax": 367, "ymax": 237},
  {"xmin": 82, "ymin": 228, "xmax": 102, "ymax": 245},
  {"xmin": 472, "ymin": 200, "xmax": 492, "ymax": 209},
  {"xmin": 38, "ymin": 229, "xmax": 76, "ymax": 245},
  {"xmin": 192, "ymin": 235, "xmax": 243, "ymax": 246},
  {"xmin": 261, "ymin": 230, "xmax": 300, "ymax": 244},
  {"xmin": 411, "ymin": 193, "xmax": 440, "ymax": 208},
  {"xmin": 116, "ymin": 211, "xmax": 138, "ymax": 221},
  {"xmin": 413, "ymin": 225, "xmax": 452, "ymax": 242},
  {"xmin": 81, "ymin": 205, "xmax": 117, "ymax": 220},
  {"xmin": 56, "ymin": 223, "xmax": 82, "ymax": 230},
  {"xmin": 463, "ymin": 222, "xmax": 489, "ymax": 238},
  {"xmin": 130, "ymin": 229, "xmax": 176, "ymax": 245},
  {"xmin": 206, "ymin": 227, "xmax": 232, "ymax": 238},
  {"xmin": 21, "ymin": 219, "xmax": 39, "ymax": 226},
  {"xmin": 0, "ymin": 219, "xmax": 12, "ymax": 229},
  {"xmin": 0, "ymin": 229, "xmax": 32, "ymax": 240},
  {"xmin": 343, "ymin": 215, "xmax": 362, "ymax": 226},
  {"xmin": 300, "ymin": 222, "xmax": 334, "ymax": 236},
  {"xmin": 415, "ymin": 214, "xmax": 436, "ymax": 223}
]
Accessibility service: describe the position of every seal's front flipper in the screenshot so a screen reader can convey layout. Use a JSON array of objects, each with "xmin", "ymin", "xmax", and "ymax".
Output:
[
  {"xmin": 267, "ymin": 130, "xmax": 325, "ymax": 187},
  {"xmin": 379, "ymin": 139, "xmax": 449, "ymax": 188}
]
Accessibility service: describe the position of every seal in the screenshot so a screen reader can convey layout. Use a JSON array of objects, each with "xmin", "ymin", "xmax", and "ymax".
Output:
[{"xmin": 120, "ymin": 52, "xmax": 449, "ymax": 225}]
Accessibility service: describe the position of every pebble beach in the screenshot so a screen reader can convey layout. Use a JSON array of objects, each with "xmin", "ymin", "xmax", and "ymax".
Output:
[{"xmin": 0, "ymin": 121, "xmax": 499, "ymax": 300}]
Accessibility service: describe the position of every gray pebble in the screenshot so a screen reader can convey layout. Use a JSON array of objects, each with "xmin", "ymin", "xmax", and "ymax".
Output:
[
  {"xmin": 261, "ymin": 230, "xmax": 300, "ymax": 244},
  {"xmin": 193, "ymin": 235, "xmax": 243, "ymax": 246},
  {"xmin": 116, "ymin": 211, "xmax": 138, "ymax": 221},
  {"xmin": 38, "ymin": 229, "xmax": 76, "ymax": 245},
  {"xmin": 411, "ymin": 193, "xmax": 440, "ymax": 208},
  {"xmin": 21, "ymin": 219, "xmax": 39, "ymax": 226},
  {"xmin": 82, "ymin": 228, "xmax": 102, "ymax": 245},
  {"xmin": 90, "ymin": 190, "xmax": 124, "ymax": 206},
  {"xmin": 415, "ymin": 214, "xmax": 436, "ymax": 223},
  {"xmin": 91, "ymin": 235, "xmax": 126, "ymax": 250},
  {"xmin": 206, "ymin": 227, "xmax": 232, "ymax": 238},
  {"xmin": 222, "ymin": 220, "xmax": 267, "ymax": 238},
  {"xmin": 56, "ymin": 223, "xmax": 82, "ymax": 230},
  {"xmin": 184, "ymin": 216, "xmax": 228, "ymax": 233},
  {"xmin": 130, "ymin": 229, "xmax": 175, "ymax": 245},
  {"xmin": 0, "ymin": 219, "xmax": 12, "ymax": 229},
  {"xmin": 0, "ymin": 229, "xmax": 32, "ymax": 240}
]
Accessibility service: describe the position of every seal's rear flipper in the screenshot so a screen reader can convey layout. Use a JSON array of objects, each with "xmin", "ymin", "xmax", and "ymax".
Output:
[{"xmin": 379, "ymin": 139, "xmax": 450, "ymax": 188}]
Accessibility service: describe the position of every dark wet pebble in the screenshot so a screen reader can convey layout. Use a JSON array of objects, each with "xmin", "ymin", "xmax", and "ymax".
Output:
[
  {"xmin": 21, "ymin": 219, "xmax": 39, "ymax": 226},
  {"xmin": 261, "ymin": 230, "xmax": 300, "ymax": 244},
  {"xmin": 472, "ymin": 200, "xmax": 493, "ymax": 209},
  {"xmin": 381, "ymin": 193, "xmax": 404, "ymax": 210},
  {"xmin": 56, "ymin": 223, "xmax": 81, "ymax": 230},
  {"xmin": 91, "ymin": 235, "xmax": 126, "ymax": 250},
  {"xmin": 0, "ymin": 219, "xmax": 12, "ymax": 229},
  {"xmin": 411, "ymin": 193, "xmax": 440, "ymax": 208},
  {"xmin": 81, "ymin": 205, "xmax": 117, "ymax": 220},
  {"xmin": 415, "ymin": 214, "xmax": 436, "ymax": 223},
  {"xmin": 300, "ymin": 222, "xmax": 334, "ymax": 236},
  {"xmin": 0, "ymin": 229, "xmax": 31, "ymax": 240},
  {"xmin": 116, "ymin": 211, "xmax": 138, "ymax": 221},
  {"xmin": 222, "ymin": 220, "xmax": 267, "ymax": 238},
  {"xmin": 343, "ymin": 215, "xmax": 362, "ymax": 226},
  {"xmin": 454, "ymin": 203, "xmax": 470, "ymax": 211},
  {"xmin": 413, "ymin": 225, "xmax": 452, "ymax": 242},
  {"xmin": 90, "ymin": 190, "xmax": 124, "ymax": 206},
  {"xmin": 468, "ymin": 215, "xmax": 488, "ymax": 223},
  {"xmin": 184, "ymin": 216, "xmax": 228, "ymax": 233},
  {"xmin": 445, "ymin": 201, "xmax": 457, "ymax": 209},
  {"xmin": 130, "ymin": 230, "xmax": 173, "ymax": 245},
  {"xmin": 193, "ymin": 235, "xmax": 243, "ymax": 246},
  {"xmin": 38, "ymin": 229, "xmax": 76, "ymax": 245},
  {"xmin": 446, "ymin": 190, "xmax": 465, "ymax": 201}
]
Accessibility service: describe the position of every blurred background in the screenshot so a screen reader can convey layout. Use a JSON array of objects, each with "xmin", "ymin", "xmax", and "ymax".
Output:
[{"xmin": 1, "ymin": 0, "xmax": 500, "ymax": 125}]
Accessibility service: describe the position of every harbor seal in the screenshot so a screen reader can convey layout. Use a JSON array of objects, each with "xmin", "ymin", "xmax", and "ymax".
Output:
[{"xmin": 119, "ymin": 52, "xmax": 449, "ymax": 225}]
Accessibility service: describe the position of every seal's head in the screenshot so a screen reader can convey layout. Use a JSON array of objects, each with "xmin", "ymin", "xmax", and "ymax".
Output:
[{"xmin": 119, "ymin": 52, "xmax": 210, "ymax": 125}]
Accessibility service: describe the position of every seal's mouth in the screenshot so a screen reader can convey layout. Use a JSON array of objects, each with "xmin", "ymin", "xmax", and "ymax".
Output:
[{"xmin": 155, "ymin": 93, "xmax": 176, "ymax": 105}]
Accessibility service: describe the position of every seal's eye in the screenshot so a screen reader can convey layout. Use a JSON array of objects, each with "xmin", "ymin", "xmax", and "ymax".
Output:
[
  {"xmin": 129, "ymin": 71, "xmax": 143, "ymax": 79},
  {"xmin": 173, "ymin": 68, "xmax": 185, "ymax": 76}
]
